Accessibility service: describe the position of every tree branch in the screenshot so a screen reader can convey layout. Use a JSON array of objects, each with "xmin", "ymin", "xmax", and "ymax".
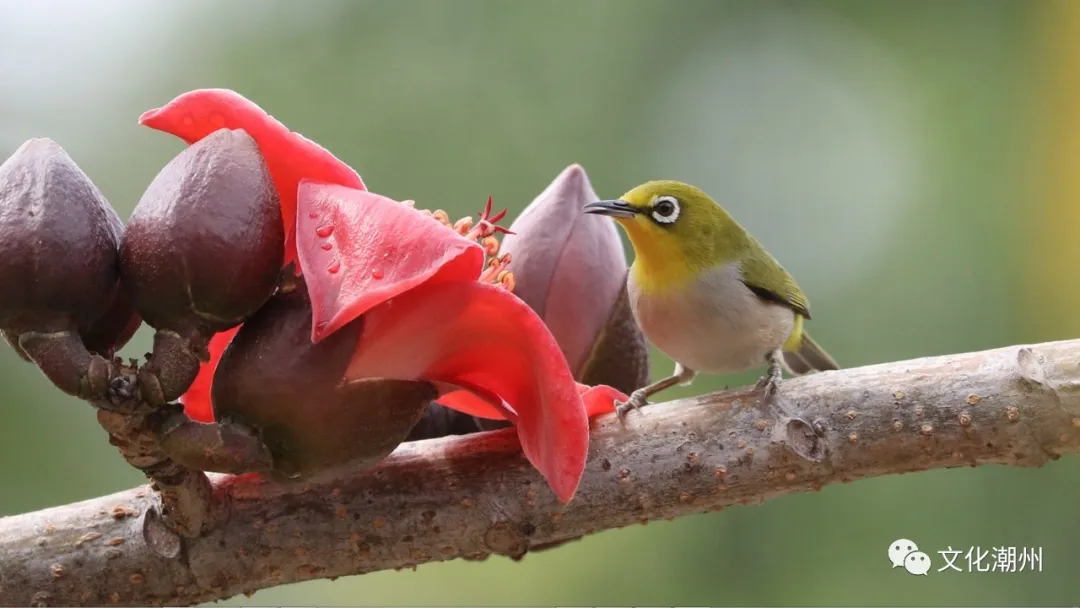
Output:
[{"xmin": 3, "ymin": 339, "xmax": 1080, "ymax": 607}]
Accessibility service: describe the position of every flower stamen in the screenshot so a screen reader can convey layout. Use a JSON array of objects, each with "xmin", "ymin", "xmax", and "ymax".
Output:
[
  {"xmin": 454, "ymin": 217, "xmax": 474, "ymax": 235},
  {"xmin": 432, "ymin": 209, "xmax": 451, "ymax": 227},
  {"xmin": 479, "ymin": 252, "xmax": 512, "ymax": 284},
  {"xmin": 481, "ymin": 236, "xmax": 500, "ymax": 256},
  {"xmin": 497, "ymin": 270, "xmax": 515, "ymax": 292},
  {"xmin": 413, "ymin": 196, "xmax": 514, "ymax": 291}
]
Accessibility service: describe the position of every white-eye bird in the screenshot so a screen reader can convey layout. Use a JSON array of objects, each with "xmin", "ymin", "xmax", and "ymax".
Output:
[{"xmin": 582, "ymin": 180, "xmax": 838, "ymax": 418}]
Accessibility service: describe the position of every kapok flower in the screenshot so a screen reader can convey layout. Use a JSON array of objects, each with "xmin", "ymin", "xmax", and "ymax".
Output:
[
  {"xmin": 297, "ymin": 183, "xmax": 628, "ymax": 500},
  {"xmin": 150, "ymin": 88, "xmax": 624, "ymax": 502}
]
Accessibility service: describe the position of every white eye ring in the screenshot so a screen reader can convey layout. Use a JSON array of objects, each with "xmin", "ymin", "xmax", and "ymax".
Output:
[{"xmin": 650, "ymin": 196, "xmax": 680, "ymax": 224}]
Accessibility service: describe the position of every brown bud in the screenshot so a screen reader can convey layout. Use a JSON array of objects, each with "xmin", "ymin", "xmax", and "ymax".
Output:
[
  {"xmin": 0, "ymin": 138, "xmax": 129, "ymax": 396},
  {"xmin": 0, "ymin": 139, "xmax": 126, "ymax": 335},
  {"xmin": 80, "ymin": 285, "xmax": 141, "ymax": 357},
  {"xmin": 210, "ymin": 280, "xmax": 436, "ymax": 478},
  {"xmin": 120, "ymin": 128, "xmax": 283, "ymax": 336},
  {"xmin": 79, "ymin": 195, "xmax": 141, "ymax": 357}
]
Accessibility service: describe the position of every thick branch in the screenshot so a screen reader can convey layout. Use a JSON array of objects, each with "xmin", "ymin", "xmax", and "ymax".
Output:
[{"xmin": 3, "ymin": 339, "xmax": 1080, "ymax": 607}]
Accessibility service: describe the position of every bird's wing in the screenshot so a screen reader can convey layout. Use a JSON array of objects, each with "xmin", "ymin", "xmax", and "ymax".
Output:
[{"xmin": 738, "ymin": 254, "xmax": 812, "ymax": 320}]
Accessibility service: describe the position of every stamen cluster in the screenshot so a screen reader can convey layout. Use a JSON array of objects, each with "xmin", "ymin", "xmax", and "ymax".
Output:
[{"xmin": 420, "ymin": 196, "xmax": 515, "ymax": 291}]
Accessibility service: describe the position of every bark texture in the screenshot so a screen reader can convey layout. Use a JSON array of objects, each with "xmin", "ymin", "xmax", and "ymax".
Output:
[{"xmin": 2, "ymin": 339, "xmax": 1080, "ymax": 607}]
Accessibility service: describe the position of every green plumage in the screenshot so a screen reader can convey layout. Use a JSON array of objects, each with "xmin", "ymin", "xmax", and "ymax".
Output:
[{"xmin": 737, "ymin": 237, "xmax": 812, "ymax": 320}]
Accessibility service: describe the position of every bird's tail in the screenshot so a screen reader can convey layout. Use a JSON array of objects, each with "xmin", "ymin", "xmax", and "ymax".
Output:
[{"xmin": 783, "ymin": 332, "xmax": 839, "ymax": 376}]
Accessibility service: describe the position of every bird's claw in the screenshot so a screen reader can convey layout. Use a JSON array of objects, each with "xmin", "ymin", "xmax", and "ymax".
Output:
[
  {"xmin": 614, "ymin": 391, "xmax": 649, "ymax": 420},
  {"xmin": 754, "ymin": 371, "xmax": 782, "ymax": 400}
]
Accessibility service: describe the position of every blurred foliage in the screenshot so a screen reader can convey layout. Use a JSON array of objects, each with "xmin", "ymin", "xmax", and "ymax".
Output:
[{"xmin": 1, "ymin": 0, "xmax": 1077, "ymax": 605}]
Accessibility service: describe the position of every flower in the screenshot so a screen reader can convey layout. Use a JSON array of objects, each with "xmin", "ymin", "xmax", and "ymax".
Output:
[{"xmin": 153, "ymin": 89, "xmax": 626, "ymax": 502}]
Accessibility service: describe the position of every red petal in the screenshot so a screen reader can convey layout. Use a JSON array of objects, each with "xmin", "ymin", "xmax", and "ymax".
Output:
[
  {"xmin": 578, "ymin": 384, "xmax": 627, "ymax": 417},
  {"xmin": 437, "ymin": 389, "xmax": 508, "ymax": 420},
  {"xmin": 438, "ymin": 383, "xmax": 627, "ymax": 420},
  {"xmin": 138, "ymin": 89, "xmax": 365, "ymax": 266},
  {"xmin": 295, "ymin": 181, "xmax": 486, "ymax": 343},
  {"xmin": 344, "ymin": 280, "xmax": 589, "ymax": 503},
  {"xmin": 178, "ymin": 326, "xmax": 241, "ymax": 423}
]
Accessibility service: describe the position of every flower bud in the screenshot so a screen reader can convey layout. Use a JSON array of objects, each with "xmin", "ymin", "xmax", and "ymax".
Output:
[
  {"xmin": 0, "ymin": 138, "xmax": 131, "ymax": 396},
  {"xmin": 80, "ymin": 285, "xmax": 141, "ymax": 357},
  {"xmin": 499, "ymin": 164, "xmax": 649, "ymax": 394},
  {"xmin": 79, "ymin": 207, "xmax": 141, "ymax": 356},
  {"xmin": 209, "ymin": 281, "xmax": 436, "ymax": 479},
  {"xmin": 121, "ymin": 128, "xmax": 283, "ymax": 404},
  {"xmin": 120, "ymin": 128, "xmax": 283, "ymax": 336}
]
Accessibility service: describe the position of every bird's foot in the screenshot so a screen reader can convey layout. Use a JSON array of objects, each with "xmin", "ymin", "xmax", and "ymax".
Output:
[
  {"xmin": 754, "ymin": 367, "xmax": 783, "ymax": 400},
  {"xmin": 614, "ymin": 389, "xmax": 650, "ymax": 420},
  {"xmin": 753, "ymin": 361, "xmax": 808, "ymax": 424}
]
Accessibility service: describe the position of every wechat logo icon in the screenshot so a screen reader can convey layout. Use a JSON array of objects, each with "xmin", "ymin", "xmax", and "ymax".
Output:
[{"xmin": 889, "ymin": 539, "xmax": 931, "ymax": 575}]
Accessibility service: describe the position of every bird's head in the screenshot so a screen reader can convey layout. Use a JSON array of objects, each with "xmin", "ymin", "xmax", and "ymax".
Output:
[{"xmin": 583, "ymin": 180, "xmax": 739, "ymax": 288}]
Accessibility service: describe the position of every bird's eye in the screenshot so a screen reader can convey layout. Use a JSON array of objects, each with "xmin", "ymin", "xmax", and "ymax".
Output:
[{"xmin": 650, "ymin": 196, "xmax": 680, "ymax": 224}]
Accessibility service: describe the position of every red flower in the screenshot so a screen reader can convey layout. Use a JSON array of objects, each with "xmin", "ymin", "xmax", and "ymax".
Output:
[{"xmin": 156, "ymin": 89, "xmax": 626, "ymax": 502}]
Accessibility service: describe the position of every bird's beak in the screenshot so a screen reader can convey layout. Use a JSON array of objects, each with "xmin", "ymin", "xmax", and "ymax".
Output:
[{"xmin": 582, "ymin": 199, "xmax": 637, "ymax": 219}]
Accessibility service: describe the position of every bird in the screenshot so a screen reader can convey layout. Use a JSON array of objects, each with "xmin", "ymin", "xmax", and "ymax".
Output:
[{"xmin": 582, "ymin": 180, "xmax": 838, "ymax": 419}]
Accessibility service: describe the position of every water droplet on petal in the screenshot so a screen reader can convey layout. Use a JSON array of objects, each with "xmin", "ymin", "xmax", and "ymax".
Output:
[
  {"xmin": 371, "ymin": 268, "xmax": 384, "ymax": 280},
  {"xmin": 327, "ymin": 259, "xmax": 341, "ymax": 274},
  {"xmin": 308, "ymin": 212, "xmax": 319, "ymax": 220},
  {"xmin": 320, "ymin": 243, "xmax": 332, "ymax": 251},
  {"xmin": 315, "ymin": 225, "xmax": 334, "ymax": 238}
]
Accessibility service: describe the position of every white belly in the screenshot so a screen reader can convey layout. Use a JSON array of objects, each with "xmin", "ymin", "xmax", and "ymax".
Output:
[{"xmin": 628, "ymin": 262, "xmax": 796, "ymax": 375}]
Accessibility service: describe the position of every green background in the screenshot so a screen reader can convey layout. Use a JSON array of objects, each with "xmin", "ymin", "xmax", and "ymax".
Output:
[{"xmin": 1, "ymin": 0, "xmax": 1076, "ymax": 605}]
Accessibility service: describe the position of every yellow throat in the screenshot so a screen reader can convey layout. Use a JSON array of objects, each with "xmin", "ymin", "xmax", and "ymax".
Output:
[{"xmin": 608, "ymin": 181, "xmax": 742, "ymax": 294}]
